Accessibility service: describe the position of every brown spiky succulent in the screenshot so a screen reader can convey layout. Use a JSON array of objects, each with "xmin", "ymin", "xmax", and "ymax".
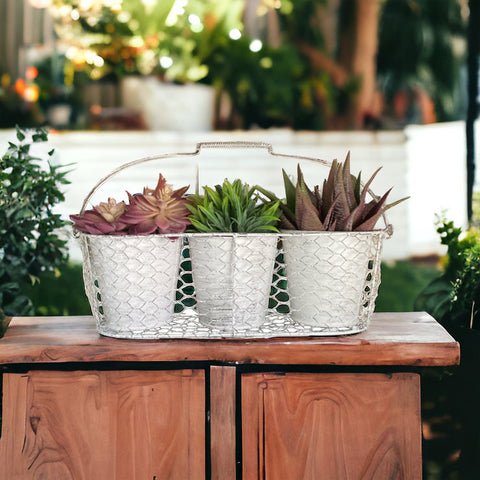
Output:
[
  {"xmin": 258, "ymin": 153, "xmax": 408, "ymax": 232},
  {"xmin": 121, "ymin": 174, "xmax": 191, "ymax": 234},
  {"xmin": 70, "ymin": 198, "xmax": 129, "ymax": 235}
]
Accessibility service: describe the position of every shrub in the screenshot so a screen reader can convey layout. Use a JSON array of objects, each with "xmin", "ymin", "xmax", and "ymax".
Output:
[
  {"xmin": 0, "ymin": 127, "xmax": 69, "ymax": 321},
  {"xmin": 415, "ymin": 219, "xmax": 480, "ymax": 329}
]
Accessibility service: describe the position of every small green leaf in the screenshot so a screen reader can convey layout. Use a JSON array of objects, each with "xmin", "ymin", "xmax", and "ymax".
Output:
[{"xmin": 16, "ymin": 128, "xmax": 25, "ymax": 142}]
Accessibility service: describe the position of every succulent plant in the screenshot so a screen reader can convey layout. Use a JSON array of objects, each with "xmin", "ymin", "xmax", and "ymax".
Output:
[
  {"xmin": 71, "ymin": 174, "xmax": 190, "ymax": 235},
  {"xmin": 70, "ymin": 198, "xmax": 129, "ymax": 235},
  {"xmin": 121, "ymin": 174, "xmax": 191, "ymax": 235},
  {"xmin": 258, "ymin": 153, "xmax": 408, "ymax": 232},
  {"xmin": 187, "ymin": 178, "xmax": 281, "ymax": 233}
]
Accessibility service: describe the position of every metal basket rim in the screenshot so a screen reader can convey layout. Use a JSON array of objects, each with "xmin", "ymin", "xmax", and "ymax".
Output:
[{"xmin": 76, "ymin": 230, "xmax": 389, "ymax": 239}]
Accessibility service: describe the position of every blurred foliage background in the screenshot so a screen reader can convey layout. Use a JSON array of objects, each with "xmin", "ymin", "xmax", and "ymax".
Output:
[{"xmin": 0, "ymin": 0, "xmax": 470, "ymax": 130}]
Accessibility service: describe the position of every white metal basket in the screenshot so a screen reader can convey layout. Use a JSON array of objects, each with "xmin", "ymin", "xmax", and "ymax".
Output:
[{"xmin": 75, "ymin": 142, "xmax": 392, "ymax": 339}]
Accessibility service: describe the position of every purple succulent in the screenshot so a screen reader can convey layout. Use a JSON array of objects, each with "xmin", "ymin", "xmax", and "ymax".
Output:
[
  {"xmin": 121, "ymin": 174, "xmax": 191, "ymax": 235},
  {"xmin": 70, "ymin": 198, "xmax": 128, "ymax": 235}
]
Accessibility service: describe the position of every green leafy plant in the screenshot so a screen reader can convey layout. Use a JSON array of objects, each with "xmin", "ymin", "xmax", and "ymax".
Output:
[
  {"xmin": 415, "ymin": 219, "xmax": 480, "ymax": 328},
  {"xmin": 0, "ymin": 127, "xmax": 69, "ymax": 321},
  {"xmin": 414, "ymin": 220, "xmax": 480, "ymax": 479},
  {"xmin": 48, "ymin": 0, "xmax": 244, "ymax": 83},
  {"xmin": 258, "ymin": 153, "xmax": 408, "ymax": 231},
  {"xmin": 187, "ymin": 179, "xmax": 280, "ymax": 233},
  {"xmin": 452, "ymin": 248, "xmax": 480, "ymax": 327}
]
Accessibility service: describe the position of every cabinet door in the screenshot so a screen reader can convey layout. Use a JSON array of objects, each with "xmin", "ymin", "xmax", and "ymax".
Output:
[
  {"xmin": 0, "ymin": 369, "xmax": 205, "ymax": 480},
  {"xmin": 242, "ymin": 372, "xmax": 421, "ymax": 480}
]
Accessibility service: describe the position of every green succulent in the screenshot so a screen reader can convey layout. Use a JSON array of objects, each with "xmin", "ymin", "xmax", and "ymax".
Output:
[
  {"xmin": 187, "ymin": 179, "xmax": 280, "ymax": 233},
  {"xmin": 258, "ymin": 153, "xmax": 408, "ymax": 232}
]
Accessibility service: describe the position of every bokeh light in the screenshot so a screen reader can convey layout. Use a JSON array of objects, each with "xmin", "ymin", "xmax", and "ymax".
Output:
[
  {"xmin": 24, "ymin": 84, "xmax": 40, "ymax": 102},
  {"xmin": 249, "ymin": 39, "xmax": 263, "ymax": 52},
  {"xmin": 160, "ymin": 56, "xmax": 174, "ymax": 69},
  {"xmin": 229, "ymin": 28, "xmax": 241, "ymax": 40},
  {"xmin": 25, "ymin": 66, "xmax": 39, "ymax": 80}
]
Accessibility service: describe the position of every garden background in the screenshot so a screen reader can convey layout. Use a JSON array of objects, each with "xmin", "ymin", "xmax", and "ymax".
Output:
[{"xmin": 1, "ymin": 1, "xmax": 480, "ymax": 478}]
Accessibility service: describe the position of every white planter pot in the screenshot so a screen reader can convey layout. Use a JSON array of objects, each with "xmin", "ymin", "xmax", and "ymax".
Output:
[
  {"xmin": 188, "ymin": 234, "xmax": 278, "ymax": 334},
  {"xmin": 281, "ymin": 231, "xmax": 385, "ymax": 334},
  {"xmin": 121, "ymin": 76, "xmax": 215, "ymax": 131},
  {"xmin": 79, "ymin": 234, "xmax": 182, "ymax": 339}
]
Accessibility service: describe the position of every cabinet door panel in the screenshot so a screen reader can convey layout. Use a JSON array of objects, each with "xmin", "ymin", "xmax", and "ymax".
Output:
[
  {"xmin": 242, "ymin": 372, "xmax": 421, "ymax": 480},
  {"xmin": 0, "ymin": 369, "xmax": 205, "ymax": 480}
]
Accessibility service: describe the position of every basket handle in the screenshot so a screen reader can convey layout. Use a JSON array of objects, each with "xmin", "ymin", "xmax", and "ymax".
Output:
[
  {"xmin": 77, "ymin": 141, "xmax": 393, "ymax": 237},
  {"xmin": 78, "ymin": 149, "xmax": 201, "ymax": 216},
  {"xmin": 196, "ymin": 141, "xmax": 274, "ymax": 152},
  {"xmin": 78, "ymin": 141, "xmax": 277, "ymax": 215}
]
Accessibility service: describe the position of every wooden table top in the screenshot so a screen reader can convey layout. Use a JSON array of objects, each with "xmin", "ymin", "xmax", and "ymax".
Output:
[{"xmin": 0, "ymin": 312, "xmax": 459, "ymax": 367}]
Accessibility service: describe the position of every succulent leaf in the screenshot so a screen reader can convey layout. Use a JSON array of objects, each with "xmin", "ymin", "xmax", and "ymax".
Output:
[
  {"xmin": 282, "ymin": 169, "xmax": 296, "ymax": 213},
  {"xmin": 321, "ymin": 159, "xmax": 336, "ymax": 220},
  {"xmin": 360, "ymin": 189, "xmax": 392, "ymax": 225},
  {"xmin": 252, "ymin": 184, "xmax": 297, "ymax": 229},
  {"xmin": 297, "ymin": 164, "xmax": 318, "ymax": 208},
  {"xmin": 295, "ymin": 165, "xmax": 323, "ymax": 230},
  {"xmin": 331, "ymin": 162, "xmax": 352, "ymax": 230},
  {"xmin": 94, "ymin": 198, "xmax": 127, "ymax": 223},
  {"xmin": 276, "ymin": 160, "xmax": 407, "ymax": 232},
  {"xmin": 322, "ymin": 194, "xmax": 339, "ymax": 230},
  {"xmin": 353, "ymin": 171, "xmax": 362, "ymax": 204},
  {"xmin": 342, "ymin": 152, "xmax": 357, "ymax": 210},
  {"xmin": 383, "ymin": 196, "xmax": 410, "ymax": 212},
  {"xmin": 121, "ymin": 174, "xmax": 191, "ymax": 235},
  {"xmin": 356, "ymin": 167, "xmax": 382, "ymax": 214},
  {"xmin": 279, "ymin": 212, "xmax": 297, "ymax": 229},
  {"xmin": 188, "ymin": 178, "xmax": 280, "ymax": 233},
  {"xmin": 313, "ymin": 185, "xmax": 322, "ymax": 210},
  {"xmin": 295, "ymin": 184, "xmax": 325, "ymax": 231},
  {"xmin": 70, "ymin": 198, "xmax": 129, "ymax": 235}
]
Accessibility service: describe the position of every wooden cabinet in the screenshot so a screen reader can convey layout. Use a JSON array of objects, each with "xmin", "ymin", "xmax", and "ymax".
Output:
[
  {"xmin": 0, "ymin": 313, "xmax": 459, "ymax": 479},
  {"xmin": 242, "ymin": 372, "xmax": 421, "ymax": 479},
  {"xmin": 0, "ymin": 369, "xmax": 205, "ymax": 480}
]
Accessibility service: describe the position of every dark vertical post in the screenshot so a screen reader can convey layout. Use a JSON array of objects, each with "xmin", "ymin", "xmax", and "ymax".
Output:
[{"xmin": 467, "ymin": 0, "xmax": 480, "ymax": 221}]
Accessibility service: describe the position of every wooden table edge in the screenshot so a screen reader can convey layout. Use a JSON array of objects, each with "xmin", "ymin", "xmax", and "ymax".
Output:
[{"xmin": 0, "ymin": 313, "xmax": 460, "ymax": 367}]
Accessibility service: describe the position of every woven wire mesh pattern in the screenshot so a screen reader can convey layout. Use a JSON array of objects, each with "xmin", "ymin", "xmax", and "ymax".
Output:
[
  {"xmin": 80, "ymin": 234, "xmax": 182, "ymax": 339},
  {"xmin": 282, "ymin": 231, "xmax": 386, "ymax": 332},
  {"xmin": 187, "ymin": 234, "xmax": 278, "ymax": 332},
  {"xmin": 79, "ymin": 230, "xmax": 385, "ymax": 339}
]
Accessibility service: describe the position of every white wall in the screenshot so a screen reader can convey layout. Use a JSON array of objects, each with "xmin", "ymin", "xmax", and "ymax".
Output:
[
  {"xmin": 0, "ymin": 123, "xmax": 474, "ymax": 261},
  {"xmin": 405, "ymin": 122, "xmax": 468, "ymax": 258}
]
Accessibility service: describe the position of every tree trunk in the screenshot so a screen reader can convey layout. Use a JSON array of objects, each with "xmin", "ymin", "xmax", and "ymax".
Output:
[
  {"xmin": 466, "ymin": 0, "xmax": 480, "ymax": 221},
  {"xmin": 339, "ymin": 0, "xmax": 381, "ymax": 128},
  {"xmin": 318, "ymin": 0, "xmax": 341, "ymax": 55}
]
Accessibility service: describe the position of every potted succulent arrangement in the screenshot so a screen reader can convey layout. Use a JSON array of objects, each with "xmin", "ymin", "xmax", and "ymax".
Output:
[
  {"xmin": 70, "ymin": 143, "xmax": 406, "ymax": 339},
  {"xmin": 70, "ymin": 174, "xmax": 191, "ymax": 339},
  {"xmin": 259, "ymin": 154, "xmax": 407, "ymax": 334},
  {"xmin": 186, "ymin": 178, "xmax": 281, "ymax": 333}
]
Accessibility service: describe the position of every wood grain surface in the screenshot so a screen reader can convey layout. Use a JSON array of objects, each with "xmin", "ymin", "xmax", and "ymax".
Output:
[
  {"xmin": 210, "ymin": 366, "xmax": 236, "ymax": 480},
  {"xmin": 0, "ymin": 369, "xmax": 205, "ymax": 480},
  {"xmin": 0, "ymin": 312, "xmax": 459, "ymax": 366},
  {"xmin": 241, "ymin": 372, "xmax": 422, "ymax": 480}
]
